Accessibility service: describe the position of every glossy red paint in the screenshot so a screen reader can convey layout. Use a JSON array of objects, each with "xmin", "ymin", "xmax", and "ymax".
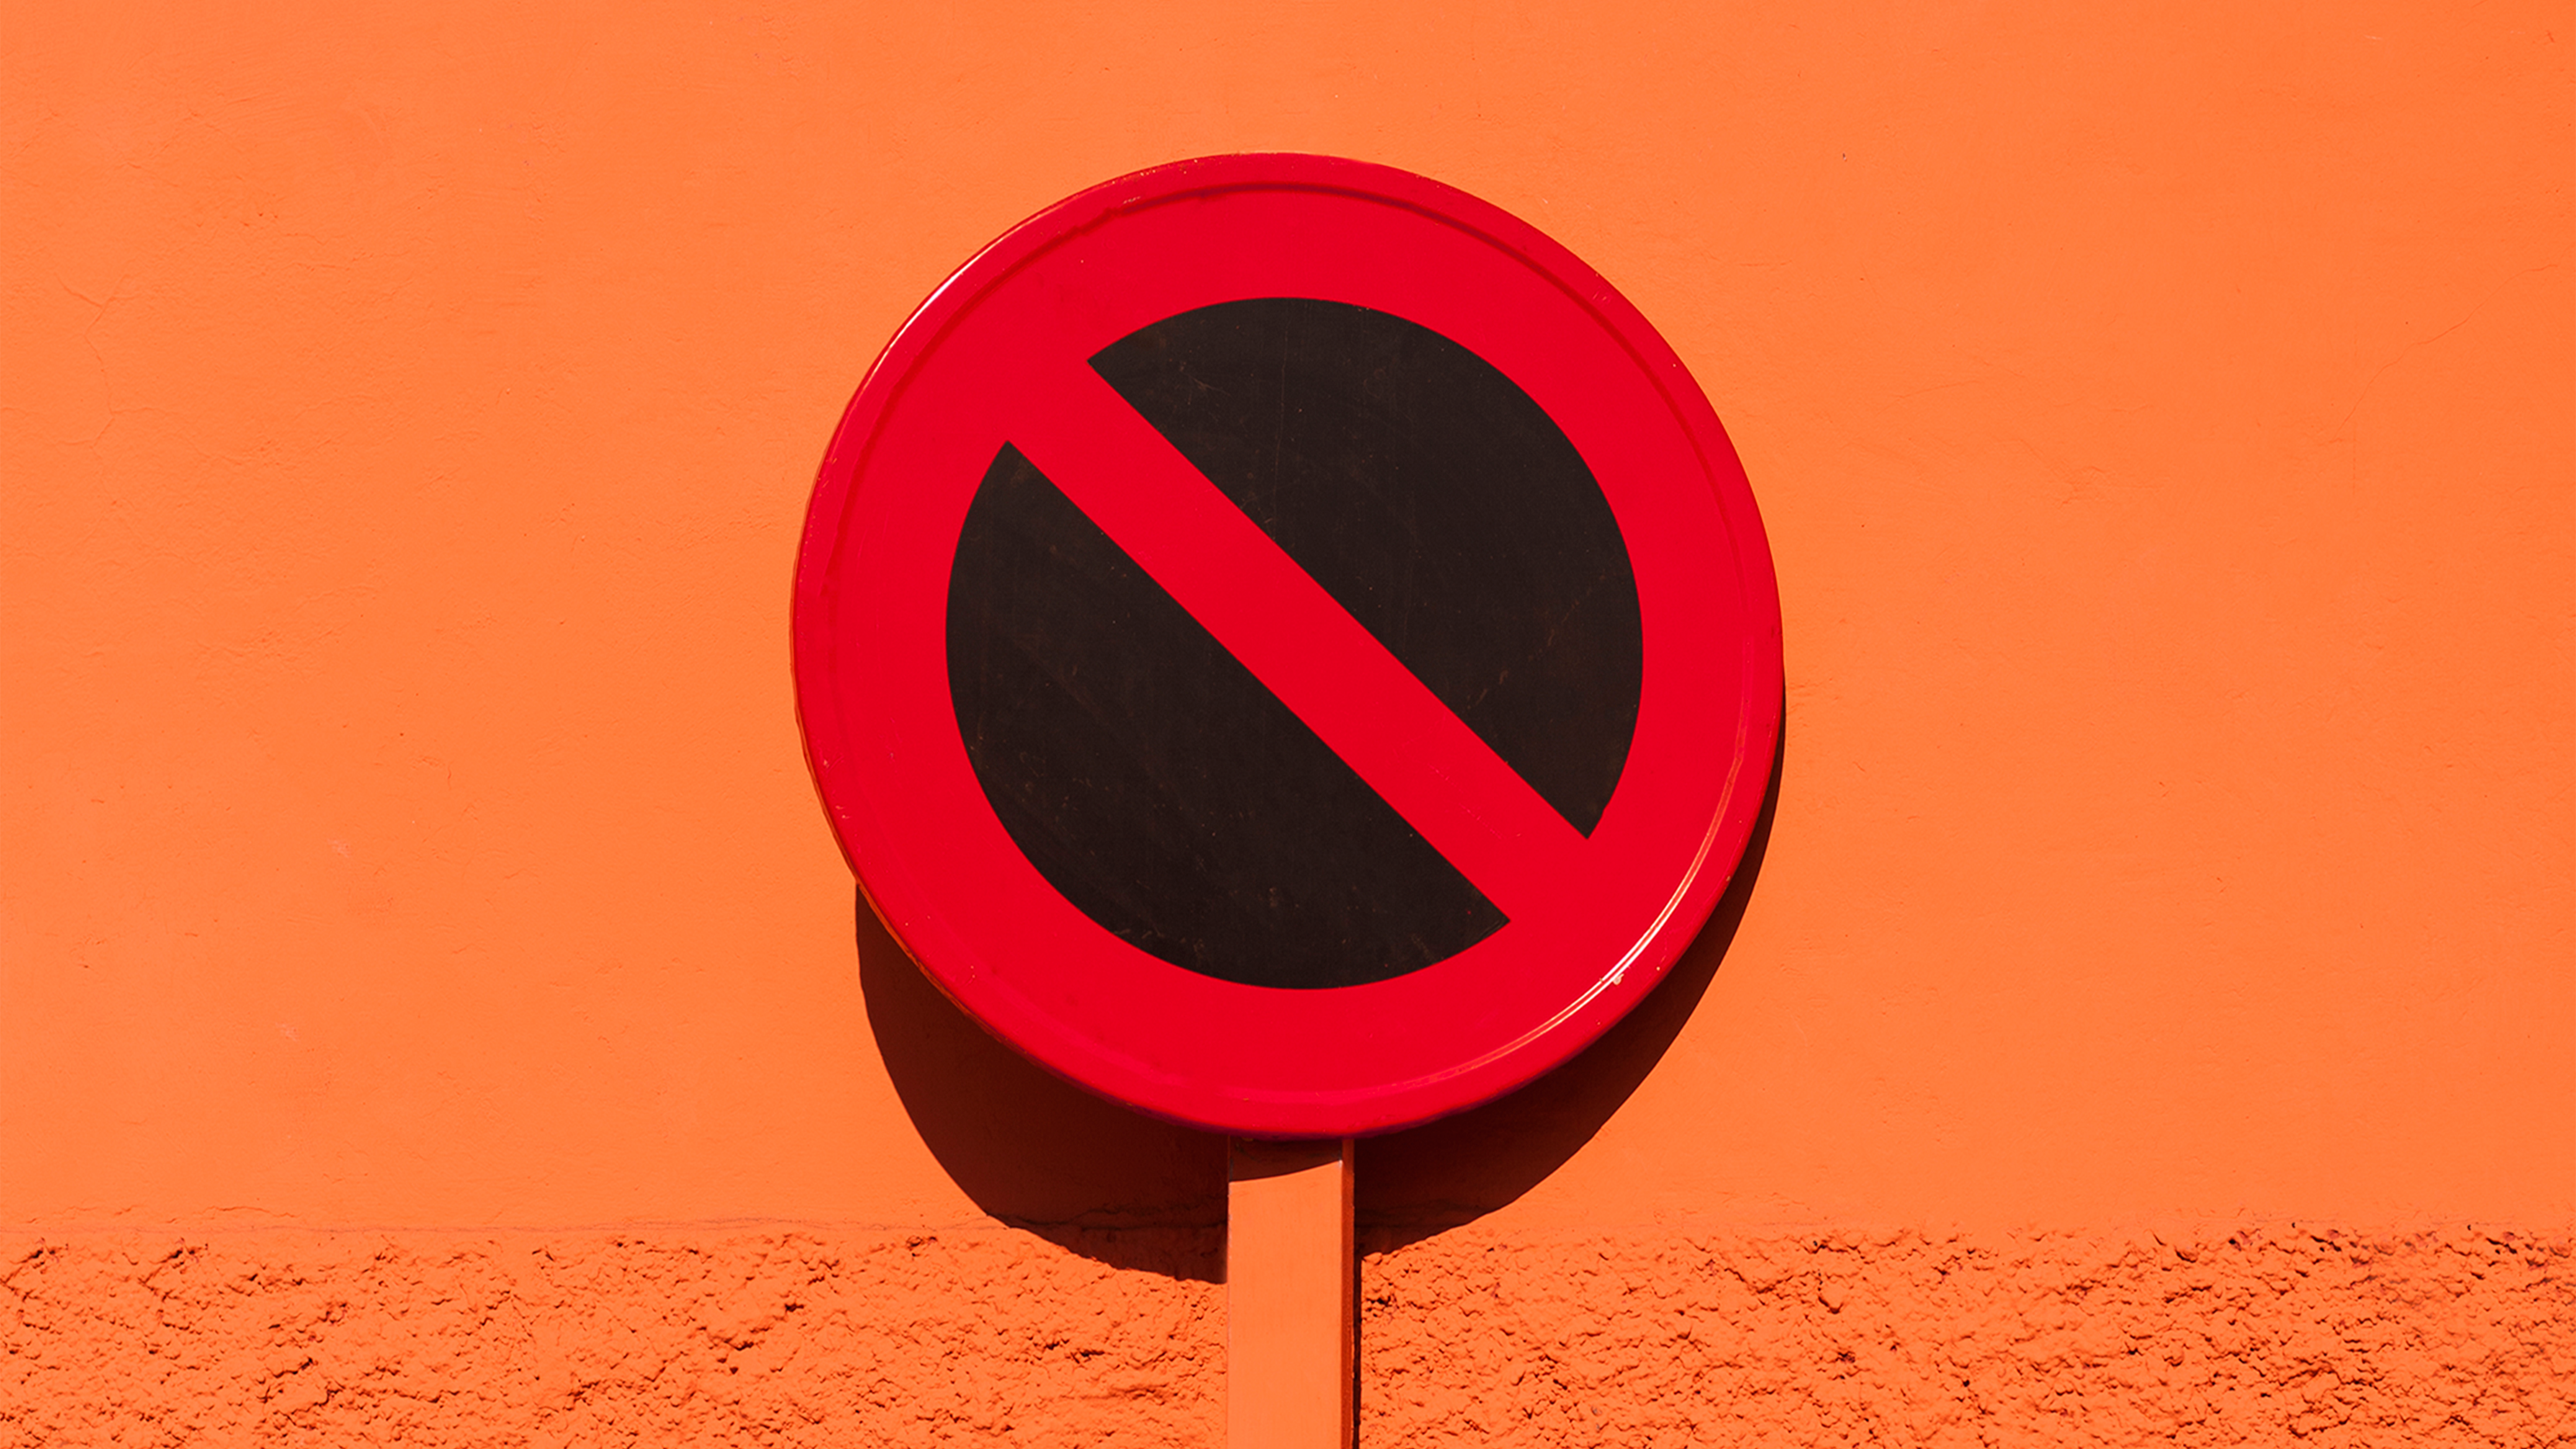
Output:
[{"xmin": 792, "ymin": 154, "xmax": 1782, "ymax": 1137}]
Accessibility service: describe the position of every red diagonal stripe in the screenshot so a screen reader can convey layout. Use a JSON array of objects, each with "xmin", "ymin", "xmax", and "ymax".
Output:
[{"xmin": 1002, "ymin": 361, "xmax": 1591, "ymax": 920}]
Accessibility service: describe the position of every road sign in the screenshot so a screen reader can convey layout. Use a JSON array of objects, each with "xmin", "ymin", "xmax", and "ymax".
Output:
[{"xmin": 793, "ymin": 154, "xmax": 1782, "ymax": 1137}]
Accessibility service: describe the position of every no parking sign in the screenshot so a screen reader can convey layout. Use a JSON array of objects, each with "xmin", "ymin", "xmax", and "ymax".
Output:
[{"xmin": 793, "ymin": 154, "xmax": 1780, "ymax": 1137}]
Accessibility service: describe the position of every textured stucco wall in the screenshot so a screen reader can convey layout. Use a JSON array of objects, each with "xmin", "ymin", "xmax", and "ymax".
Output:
[
  {"xmin": 2, "ymin": 1230, "xmax": 1223, "ymax": 1445},
  {"xmin": 1362, "ymin": 1226, "xmax": 2574, "ymax": 1445},
  {"xmin": 9, "ymin": 1227, "xmax": 2568, "ymax": 1445}
]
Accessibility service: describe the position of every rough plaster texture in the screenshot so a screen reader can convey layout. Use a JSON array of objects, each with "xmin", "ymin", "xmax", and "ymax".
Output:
[
  {"xmin": 1364, "ymin": 1226, "xmax": 2574, "ymax": 1445},
  {"xmin": 1, "ymin": 1229, "xmax": 1222, "ymax": 1446},
  {"xmin": 8, "ymin": 1225, "xmax": 2566, "ymax": 1445}
]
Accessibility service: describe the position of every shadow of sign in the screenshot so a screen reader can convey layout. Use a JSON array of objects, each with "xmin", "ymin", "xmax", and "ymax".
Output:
[
  {"xmin": 859, "ymin": 711, "xmax": 1784, "ymax": 1281},
  {"xmin": 855, "ymin": 905, "xmax": 1229, "ymax": 1280},
  {"xmin": 1359, "ymin": 726, "xmax": 1783, "ymax": 1251}
]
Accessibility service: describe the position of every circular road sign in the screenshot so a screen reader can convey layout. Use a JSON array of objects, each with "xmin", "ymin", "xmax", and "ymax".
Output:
[{"xmin": 793, "ymin": 154, "xmax": 1781, "ymax": 1138}]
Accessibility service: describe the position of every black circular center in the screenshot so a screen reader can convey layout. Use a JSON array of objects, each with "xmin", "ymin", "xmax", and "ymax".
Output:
[{"xmin": 946, "ymin": 298, "xmax": 1642, "ymax": 989}]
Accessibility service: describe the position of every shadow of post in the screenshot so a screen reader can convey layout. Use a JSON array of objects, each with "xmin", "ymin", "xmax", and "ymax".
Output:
[{"xmin": 859, "ymin": 710, "xmax": 1785, "ymax": 1279}]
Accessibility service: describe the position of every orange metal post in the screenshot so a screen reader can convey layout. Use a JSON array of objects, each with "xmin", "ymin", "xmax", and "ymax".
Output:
[{"xmin": 1227, "ymin": 1138, "xmax": 1355, "ymax": 1449}]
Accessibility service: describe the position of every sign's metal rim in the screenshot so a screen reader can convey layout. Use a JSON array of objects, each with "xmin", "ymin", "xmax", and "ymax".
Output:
[{"xmin": 793, "ymin": 153, "xmax": 1783, "ymax": 1138}]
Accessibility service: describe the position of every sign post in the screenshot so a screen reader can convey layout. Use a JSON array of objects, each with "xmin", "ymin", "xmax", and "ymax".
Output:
[
  {"xmin": 793, "ymin": 154, "xmax": 1782, "ymax": 1442},
  {"xmin": 1227, "ymin": 1138, "xmax": 1354, "ymax": 1449}
]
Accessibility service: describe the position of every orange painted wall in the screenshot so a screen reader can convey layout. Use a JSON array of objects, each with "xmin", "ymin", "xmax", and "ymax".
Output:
[{"xmin": 6, "ymin": 0, "xmax": 2570, "ymax": 1440}]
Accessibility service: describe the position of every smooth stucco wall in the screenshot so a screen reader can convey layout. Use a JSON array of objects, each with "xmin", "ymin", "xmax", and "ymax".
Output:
[{"xmin": 5, "ymin": 1, "xmax": 2569, "ymax": 1441}]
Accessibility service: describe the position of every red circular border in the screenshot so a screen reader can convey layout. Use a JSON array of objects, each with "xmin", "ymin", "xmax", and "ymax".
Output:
[{"xmin": 793, "ymin": 154, "xmax": 1782, "ymax": 1137}]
